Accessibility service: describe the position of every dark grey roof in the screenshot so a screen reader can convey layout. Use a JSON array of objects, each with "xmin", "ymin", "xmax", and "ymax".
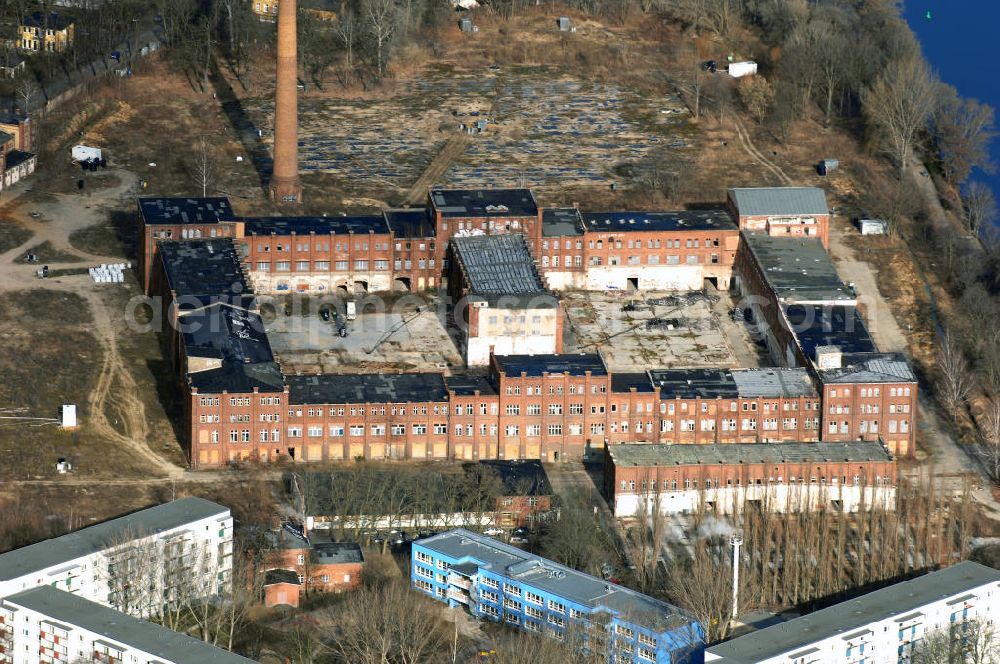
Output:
[
  {"xmin": 649, "ymin": 368, "xmax": 818, "ymax": 399},
  {"xmin": 0, "ymin": 498, "xmax": 229, "ymax": 583},
  {"xmin": 416, "ymin": 529, "xmax": 696, "ymax": 633},
  {"xmin": 730, "ymin": 368, "xmax": 817, "ymax": 398},
  {"xmin": 4, "ymin": 587, "xmax": 255, "ymax": 663},
  {"xmin": 311, "ymin": 541, "xmax": 364, "ymax": 565},
  {"xmin": 728, "ymin": 187, "xmax": 829, "ymax": 217},
  {"xmin": 785, "ymin": 305, "xmax": 878, "ymax": 359},
  {"xmin": 705, "ymin": 562, "xmax": 1000, "ymax": 664},
  {"xmin": 287, "ymin": 373, "xmax": 449, "ymax": 404},
  {"xmin": 22, "ymin": 12, "xmax": 75, "ymax": 31},
  {"xmin": 430, "ymin": 188, "xmax": 538, "ymax": 218},
  {"xmin": 494, "ymin": 353, "xmax": 607, "ymax": 377},
  {"xmin": 611, "ymin": 372, "xmax": 656, "ymax": 393},
  {"xmin": 188, "ymin": 362, "xmax": 285, "ymax": 394},
  {"xmin": 451, "ymin": 234, "xmax": 548, "ymax": 299},
  {"xmin": 4, "ymin": 149, "xmax": 34, "ymax": 169},
  {"xmin": 819, "ymin": 352, "xmax": 916, "ymax": 384},
  {"xmin": 157, "ymin": 240, "xmax": 250, "ymax": 299},
  {"xmin": 446, "ymin": 374, "xmax": 497, "ymax": 396},
  {"xmin": 581, "ymin": 208, "xmax": 736, "ymax": 232},
  {"xmin": 741, "ymin": 234, "xmax": 853, "ymax": 303},
  {"xmin": 242, "ymin": 215, "xmax": 390, "ymax": 236},
  {"xmin": 181, "ymin": 303, "xmax": 274, "ymax": 365},
  {"xmin": 542, "ymin": 207, "xmax": 585, "ymax": 237},
  {"xmin": 264, "ymin": 569, "xmax": 301, "ymax": 585},
  {"xmin": 649, "ymin": 368, "xmax": 739, "ymax": 400},
  {"xmin": 607, "ymin": 441, "xmax": 891, "ymax": 468},
  {"xmin": 385, "ymin": 208, "xmax": 436, "ymax": 238},
  {"xmin": 478, "ymin": 460, "xmax": 552, "ymax": 496},
  {"xmin": 138, "ymin": 197, "xmax": 234, "ymax": 226}
]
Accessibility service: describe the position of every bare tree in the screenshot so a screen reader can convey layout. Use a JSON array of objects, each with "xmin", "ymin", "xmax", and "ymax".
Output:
[
  {"xmin": 15, "ymin": 76, "xmax": 40, "ymax": 114},
  {"xmin": 937, "ymin": 330, "xmax": 974, "ymax": 412},
  {"xmin": 963, "ymin": 181, "xmax": 998, "ymax": 235},
  {"xmin": 981, "ymin": 398, "xmax": 1000, "ymax": 482},
  {"xmin": 910, "ymin": 619, "xmax": 1000, "ymax": 664},
  {"xmin": 324, "ymin": 581, "xmax": 450, "ymax": 664},
  {"xmin": 863, "ymin": 57, "xmax": 939, "ymax": 177},
  {"xmin": 363, "ymin": 0, "xmax": 399, "ymax": 81},
  {"xmin": 932, "ymin": 84, "xmax": 996, "ymax": 184},
  {"xmin": 192, "ymin": 137, "xmax": 214, "ymax": 197},
  {"xmin": 335, "ymin": 5, "xmax": 360, "ymax": 69},
  {"xmin": 738, "ymin": 76, "xmax": 775, "ymax": 124}
]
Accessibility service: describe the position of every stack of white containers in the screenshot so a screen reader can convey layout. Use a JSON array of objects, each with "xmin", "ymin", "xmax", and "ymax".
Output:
[{"xmin": 89, "ymin": 262, "xmax": 130, "ymax": 284}]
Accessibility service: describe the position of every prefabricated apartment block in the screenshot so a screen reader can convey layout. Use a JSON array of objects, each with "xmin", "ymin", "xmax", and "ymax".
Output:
[
  {"xmin": 705, "ymin": 561, "xmax": 1000, "ymax": 663},
  {"xmin": 0, "ymin": 586, "xmax": 254, "ymax": 664},
  {"xmin": 411, "ymin": 529, "xmax": 703, "ymax": 664},
  {"xmin": 0, "ymin": 497, "xmax": 233, "ymax": 613}
]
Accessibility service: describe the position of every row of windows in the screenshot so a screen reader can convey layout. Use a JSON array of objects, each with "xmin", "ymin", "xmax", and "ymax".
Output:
[
  {"xmin": 829, "ymin": 386, "xmax": 912, "ymax": 398},
  {"xmin": 254, "ymin": 260, "xmax": 393, "ymax": 272},
  {"xmin": 198, "ymin": 396, "xmax": 282, "ymax": 407},
  {"xmin": 587, "ymin": 237, "xmax": 722, "ymax": 250},
  {"xmin": 619, "ymin": 474, "xmax": 890, "ymax": 491},
  {"xmin": 662, "ymin": 417, "xmax": 819, "ymax": 432},
  {"xmin": 256, "ymin": 241, "xmax": 391, "ymax": 252}
]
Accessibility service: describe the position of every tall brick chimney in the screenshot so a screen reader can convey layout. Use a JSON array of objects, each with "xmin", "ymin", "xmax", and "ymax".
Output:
[{"xmin": 269, "ymin": 0, "xmax": 302, "ymax": 204}]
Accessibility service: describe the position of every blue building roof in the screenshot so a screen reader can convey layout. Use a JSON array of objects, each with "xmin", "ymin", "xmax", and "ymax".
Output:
[
  {"xmin": 581, "ymin": 209, "xmax": 736, "ymax": 233},
  {"xmin": 785, "ymin": 304, "xmax": 878, "ymax": 360},
  {"xmin": 414, "ymin": 529, "xmax": 697, "ymax": 634},
  {"xmin": 242, "ymin": 215, "xmax": 390, "ymax": 235}
]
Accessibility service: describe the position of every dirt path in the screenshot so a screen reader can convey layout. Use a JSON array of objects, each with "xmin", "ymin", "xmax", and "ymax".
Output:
[
  {"xmin": 731, "ymin": 115, "xmax": 792, "ymax": 185},
  {"xmin": 400, "ymin": 133, "xmax": 473, "ymax": 206}
]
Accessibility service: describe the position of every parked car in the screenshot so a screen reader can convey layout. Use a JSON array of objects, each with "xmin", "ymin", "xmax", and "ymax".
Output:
[
  {"xmin": 483, "ymin": 527, "xmax": 505, "ymax": 537},
  {"xmin": 509, "ymin": 535, "xmax": 529, "ymax": 545}
]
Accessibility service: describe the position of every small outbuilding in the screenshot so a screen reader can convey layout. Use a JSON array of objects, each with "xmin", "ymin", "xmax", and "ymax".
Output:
[
  {"xmin": 728, "ymin": 61, "xmax": 758, "ymax": 78},
  {"xmin": 557, "ymin": 16, "xmax": 573, "ymax": 32},
  {"xmin": 858, "ymin": 219, "xmax": 888, "ymax": 236}
]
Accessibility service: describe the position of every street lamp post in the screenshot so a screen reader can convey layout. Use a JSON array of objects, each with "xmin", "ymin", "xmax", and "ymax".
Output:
[{"xmin": 730, "ymin": 535, "xmax": 743, "ymax": 623}]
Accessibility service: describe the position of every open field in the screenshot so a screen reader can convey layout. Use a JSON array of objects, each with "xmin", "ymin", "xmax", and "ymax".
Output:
[{"xmin": 244, "ymin": 66, "xmax": 690, "ymax": 203}]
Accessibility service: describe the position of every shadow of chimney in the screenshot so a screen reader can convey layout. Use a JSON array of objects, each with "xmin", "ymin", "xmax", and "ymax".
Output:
[{"xmin": 208, "ymin": 57, "xmax": 273, "ymax": 198}]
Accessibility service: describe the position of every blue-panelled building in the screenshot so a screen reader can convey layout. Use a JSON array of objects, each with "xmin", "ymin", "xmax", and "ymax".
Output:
[{"xmin": 411, "ymin": 529, "xmax": 704, "ymax": 663}]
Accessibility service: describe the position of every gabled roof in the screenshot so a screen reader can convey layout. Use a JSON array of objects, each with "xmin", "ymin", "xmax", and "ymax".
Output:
[
  {"xmin": 451, "ymin": 234, "xmax": 549, "ymax": 300},
  {"xmin": 819, "ymin": 353, "xmax": 917, "ymax": 384},
  {"xmin": 728, "ymin": 187, "xmax": 829, "ymax": 217}
]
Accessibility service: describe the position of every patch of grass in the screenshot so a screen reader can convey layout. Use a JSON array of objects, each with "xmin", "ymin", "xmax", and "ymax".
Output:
[
  {"xmin": 22, "ymin": 241, "xmax": 84, "ymax": 264},
  {"xmin": 0, "ymin": 222, "xmax": 32, "ymax": 254},
  {"xmin": 68, "ymin": 209, "xmax": 133, "ymax": 259}
]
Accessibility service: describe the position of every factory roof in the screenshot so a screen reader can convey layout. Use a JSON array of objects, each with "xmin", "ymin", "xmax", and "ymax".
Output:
[
  {"xmin": 730, "ymin": 368, "xmax": 818, "ymax": 398},
  {"xmin": 819, "ymin": 352, "xmax": 916, "ymax": 384},
  {"xmin": 451, "ymin": 234, "xmax": 550, "ymax": 301},
  {"xmin": 493, "ymin": 353, "xmax": 607, "ymax": 377},
  {"xmin": 4, "ymin": 587, "xmax": 255, "ymax": 663},
  {"xmin": 648, "ymin": 368, "xmax": 817, "ymax": 399},
  {"xmin": 430, "ymin": 188, "xmax": 538, "ymax": 218},
  {"xmin": 188, "ymin": 361, "xmax": 285, "ymax": 394},
  {"xmin": 416, "ymin": 529, "xmax": 696, "ymax": 634},
  {"xmin": 181, "ymin": 302, "xmax": 274, "ymax": 365},
  {"xmin": 742, "ymin": 234, "xmax": 853, "ymax": 303},
  {"xmin": 138, "ymin": 197, "xmax": 234, "ymax": 225},
  {"xmin": 581, "ymin": 208, "xmax": 737, "ymax": 233},
  {"xmin": 611, "ymin": 372, "xmax": 657, "ymax": 393},
  {"xmin": 541, "ymin": 207, "xmax": 585, "ymax": 236},
  {"xmin": 157, "ymin": 240, "xmax": 250, "ymax": 298},
  {"xmin": 446, "ymin": 374, "xmax": 498, "ymax": 396},
  {"xmin": 705, "ymin": 562, "xmax": 1000, "ymax": 664},
  {"xmin": 607, "ymin": 441, "xmax": 891, "ymax": 468},
  {"xmin": 241, "ymin": 215, "xmax": 390, "ymax": 236},
  {"xmin": 478, "ymin": 460, "xmax": 552, "ymax": 496},
  {"xmin": 728, "ymin": 187, "xmax": 829, "ymax": 217},
  {"xmin": 385, "ymin": 207, "xmax": 436, "ymax": 238},
  {"xmin": 785, "ymin": 304, "xmax": 879, "ymax": 360},
  {"xmin": 649, "ymin": 368, "xmax": 739, "ymax": 399},
  {"xmin": 0, "ymin": 498, "xmax": 229, "ymax": 583},
  {"xmin": 287, "ymin": 372, "xmax": 449, "ymax": 404}
]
